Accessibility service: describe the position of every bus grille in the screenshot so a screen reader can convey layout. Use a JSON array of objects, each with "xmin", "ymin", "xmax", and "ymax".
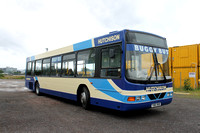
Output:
[{"xmin": 148, "ymin": 92, "xmax": 166, "ymax": 100}]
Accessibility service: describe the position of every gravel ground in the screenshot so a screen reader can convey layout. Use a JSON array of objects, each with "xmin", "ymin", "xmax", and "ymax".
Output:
[{"xmin": 0, "ymin": 79, "xmax": 200, "ymax": 133}]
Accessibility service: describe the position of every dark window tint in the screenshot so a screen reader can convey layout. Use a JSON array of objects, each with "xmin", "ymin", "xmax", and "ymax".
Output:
[
  {"xmin": 126, "ymin": 31, "xmax": 167, "ymax": 48},
  {"xmin": 77, "ymin": 49, "xmax": 95, "ymax": 77},
  {"xmin": 31, "ymin": 61, "xmax": 35, "ymax": 75},
  {"xmin": 26, "ymin": 62, "xmax": 32, "ymax": 75},
  {"xmin": 35, "ymin": 60, "xmax": 42, "ymax": 75}
]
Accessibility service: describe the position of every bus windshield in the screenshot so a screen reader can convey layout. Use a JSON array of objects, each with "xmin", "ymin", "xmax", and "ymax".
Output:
[
  {"xmin": 126, "ymin": 44, "xmax": 171, "ymax": 83},
  {"xmin": 126, "ymin": 31, "xmax": 167, "ymax": 48}
]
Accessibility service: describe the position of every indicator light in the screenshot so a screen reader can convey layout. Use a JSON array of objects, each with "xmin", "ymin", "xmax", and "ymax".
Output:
[{"xmin": 127, "ymin": 97, "xmax": 135, "ymax": 101}]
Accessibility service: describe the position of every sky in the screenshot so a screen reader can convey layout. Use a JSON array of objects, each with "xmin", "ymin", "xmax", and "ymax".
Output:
[{"xmin": 0, "ymin": 0, "xmax": 200, "ymax": 69}]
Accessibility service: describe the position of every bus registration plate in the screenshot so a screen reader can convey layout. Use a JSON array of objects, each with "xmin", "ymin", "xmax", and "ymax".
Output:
[{"xmin": 151, "ymin": 102, "xmax": 161, "ymax": 108}]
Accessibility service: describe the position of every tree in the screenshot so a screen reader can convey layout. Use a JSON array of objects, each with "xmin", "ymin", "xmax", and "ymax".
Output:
[
  {"xmin": 0, "ymin": 70, "xmax": 4, "ymax": 78},
  {"xmin": 184, "ymin": 78, "xmax": 192, "ymax": 91},
  {"xmin": 0, "ymin": 70, "xmax": 3, "ymax": 73},
  {"xmin": 14, "ymin": 71, "xmax": 21, "ymax": 75}
]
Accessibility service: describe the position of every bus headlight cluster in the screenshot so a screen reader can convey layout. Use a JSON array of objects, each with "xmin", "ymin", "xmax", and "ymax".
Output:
[
  {"xmin": 128, "ymin": 96, "xmax": 146, "ymax": 102},
  {"xmin": 136, "ymin": 96, "xmax": 141, "ymax": 101},
  {"xmin": 167, "ymin": 92, "xmax": 173, "ymax": 97},
  {"xmin": 142, "ymin": 96, "xmax": 146, "ymax": 100},
  {"xmin": 136, "ymin": 96, "xmax": 146, "ymax": 101}
]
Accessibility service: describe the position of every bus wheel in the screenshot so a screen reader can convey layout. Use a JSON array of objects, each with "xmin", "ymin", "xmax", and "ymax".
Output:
[
  {"xmin": 80, "ymin": 87, "xmax": 90, "ymax": 109},
  {"xmin": 35, "ymin": 83, "xmax": 41, "ymax": 96}
]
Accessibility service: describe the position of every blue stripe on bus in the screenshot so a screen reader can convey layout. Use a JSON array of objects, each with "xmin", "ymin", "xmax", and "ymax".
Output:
[
  {"xmin": 112, "ymin": 78, "xmax": 173, "ymax": 91},
  {"xmin": 73, "ymin": 39, "xmax": 93, "ymax": 51},
  {"xmin": 26, "ymin": 56, "xmax": 35, "ymax": 62},
  {"xmin": 31, "ymin": 56, "xmax": 35, "ymax": 61},
  {"xmin": 40, "ymin": 88, "xmax": 77, "ymax": 101},
  {"xmin": 88, "ymin": 79, "xmax": 125, "ymax": 102},
  {"xmin": 35, "ymin": 76, "xmax": 38, "ymax": 81}
]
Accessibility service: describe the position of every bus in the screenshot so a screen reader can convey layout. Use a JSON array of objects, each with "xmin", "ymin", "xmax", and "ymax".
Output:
[{"xmin": 25, "ymin": 29, "xmax": 173, "ymax": 111}]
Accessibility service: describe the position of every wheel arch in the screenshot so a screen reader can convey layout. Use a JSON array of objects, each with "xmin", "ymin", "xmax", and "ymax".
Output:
[
  {"xmin": 77, "ymin": 84, "xmax": 90, "ymax": 102},
  {"xmin": 34, "ymin": 80, "xmax": 39, "ymax": 91}
]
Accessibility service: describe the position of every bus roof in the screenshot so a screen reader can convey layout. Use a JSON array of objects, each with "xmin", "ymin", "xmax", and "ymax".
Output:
[{"xmin": 26, "ymin": 29, "xmax": 165, "ymax": 62}]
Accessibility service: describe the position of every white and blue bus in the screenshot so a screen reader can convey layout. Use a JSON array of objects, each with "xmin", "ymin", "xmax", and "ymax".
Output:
[{"xmin": 25, "ymin": 29, "xmax": 173, "ymax": 111}]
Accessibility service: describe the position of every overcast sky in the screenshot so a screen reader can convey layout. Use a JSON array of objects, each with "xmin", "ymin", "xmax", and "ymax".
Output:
[{"xmin": 0, "ymin": 0, "xmax": 200, "ymax": 69}]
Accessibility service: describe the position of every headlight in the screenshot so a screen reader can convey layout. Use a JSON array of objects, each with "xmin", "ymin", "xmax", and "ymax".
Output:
[
  {"xmin": 167, "ymin": 93, "xmax": 170, "ymax": 97},
  {"xmin": 136, "ymin": 96, "xmax": 141, "ymax": 101},
  {"xmin": 142, "ymin": 96, "xmax": 146, "ymax": 100}
]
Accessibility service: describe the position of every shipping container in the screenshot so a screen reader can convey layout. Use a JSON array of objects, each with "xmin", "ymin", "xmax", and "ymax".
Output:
[
  {"xmin": 172, "ymin": 44, "xmax": 198, "ymax": 68},
  {"xmin": 198, "ymin": 67, "xmax": 200, "ymax": 87},
  {"xmin": 168, "ymin": 47, "xmax": 172, "ymax": 76},
  {"xmin": 172, "ymin": 67, "xmax": 198, "ymax": 89},
  {"xmin": 198, "ymin": 44, "xmax": 200, "ymax": 66}
]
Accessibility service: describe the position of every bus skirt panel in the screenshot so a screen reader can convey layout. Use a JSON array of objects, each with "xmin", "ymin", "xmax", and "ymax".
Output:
[{"xmin": 90, "ymin": 97, "xmax": 172, "ymax": 111}]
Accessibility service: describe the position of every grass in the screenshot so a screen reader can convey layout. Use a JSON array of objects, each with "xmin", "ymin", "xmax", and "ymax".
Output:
[
  {"xmin": 0, "ymin": 75, "xmax": 25, "ymax": 79},
  {"xmin": 173, "ymin": 87, "xmax": 200, "ymax": 99}
]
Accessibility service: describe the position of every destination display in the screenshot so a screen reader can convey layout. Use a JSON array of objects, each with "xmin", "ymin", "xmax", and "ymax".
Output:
[{"xmin": 127, "ymin": 44, "xmax": 169, "ymax": 55}]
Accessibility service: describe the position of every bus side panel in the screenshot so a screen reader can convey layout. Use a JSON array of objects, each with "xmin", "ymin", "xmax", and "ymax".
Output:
[
  {"xmin": 27, "ymin": 77, "xmax": 173, "ymax": 111},
  {"xmin": 25, "ymin": 77, "xmax": 35, "ymax": 91},
  {"xmin": 35, "ymin": 77, "xmax": 122, "ymax": 103},
  {"xmin": 40, "ymin": 88, "xmax": 77, "ymax": 101}
]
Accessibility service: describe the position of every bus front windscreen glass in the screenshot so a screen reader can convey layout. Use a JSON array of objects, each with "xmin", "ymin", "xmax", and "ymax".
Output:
[{"xmin": 126, "ymin": 44, "xmax": 171, "ymax": 82}]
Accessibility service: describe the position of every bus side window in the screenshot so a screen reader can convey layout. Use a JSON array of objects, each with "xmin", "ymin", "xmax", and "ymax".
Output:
[
  {"xmin": 51, "ymin": 56, "xmax": 61, "ymax": 77},
  {"xmin": 42, "ymin": 58, "xmax": 51, "ymax": 76},
  {"xmin": 26, "ymin": 62, "xmax": 32, "ymax": 76},
  {"xmin": 31, "ymin": 61, "xmax": 35, "ymax": 76},
  {"xmin": 62, "ymin": 53, "xmax": 75, "ymax": 77},
  {"xmin": 77, "ymin": 49, "xmax": 95, "ymax": 77},
  {"xmin": 35, "ymin": 60, "xmax": 42, "ymax": 76},
  {"xmin": 100, "ymin": 45, "xmax": 121, "ymax": 78}
]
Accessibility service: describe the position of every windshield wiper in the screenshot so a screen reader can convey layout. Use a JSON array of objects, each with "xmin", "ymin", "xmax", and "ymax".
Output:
[
  {"xmin": 147, "ymin": 65, "xmax": 154, "ymax": 82},
  {"xmin": 158, "ymin": 63, "xmax": 166, "ymax": 81},
  {"xmin": 148, "ymin": 52, "xmax": 157, "ymax": 82},
  {"xmin": 147, "ymin": 50, "xmax": 167, "ymax": 82}
]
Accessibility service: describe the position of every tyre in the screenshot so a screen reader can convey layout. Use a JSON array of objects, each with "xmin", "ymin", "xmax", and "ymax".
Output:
[
  {"xmin": 80, "ymin": 87, "xmax": 90, "ymax": 109},
  {"xmin": 35, "ymin": 82, "xmax": 41, "ymax": 96}
]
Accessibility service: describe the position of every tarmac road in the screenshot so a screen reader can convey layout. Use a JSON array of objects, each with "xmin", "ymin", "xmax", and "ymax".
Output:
[{"xmin": 0, "ymin": 79, "xmax": 200, "ymax": 133}]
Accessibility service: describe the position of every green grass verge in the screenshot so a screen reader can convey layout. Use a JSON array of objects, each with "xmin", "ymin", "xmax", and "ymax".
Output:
[
  {"xmin": 0, "ymin": 75, "xmax": 25, "ymax": 79},
  {"xmin": 174, "ymin": 87, "xmax": 200, "ymax": 99}
]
